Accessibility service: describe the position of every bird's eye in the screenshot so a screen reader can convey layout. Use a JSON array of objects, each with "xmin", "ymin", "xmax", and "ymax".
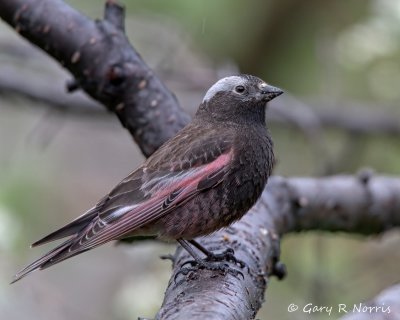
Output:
[{"xmin": 234, "ymin": 85, "xmax": 245, "ymax": 94}]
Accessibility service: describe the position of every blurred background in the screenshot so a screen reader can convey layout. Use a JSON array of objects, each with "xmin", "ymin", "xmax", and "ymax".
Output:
[{"xmin": 0, "ymin": 0, "xmax": 399, "ymax": 319}]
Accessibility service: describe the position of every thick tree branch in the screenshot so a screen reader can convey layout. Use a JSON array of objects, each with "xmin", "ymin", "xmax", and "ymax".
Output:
[
  {"xmin": 272, "ymin": 98, "xmax": 400, "ymax": 136},
  {"xmin": 0, "ymin": 0, "xmax": 190, "ymax": 156},
  {"xmin": 0, "ymin": 68, "xmax": 104, "ymax": 117},
  {"xmin": 156, "ymin": 174, "xmax": 400, "ymax": 319}
]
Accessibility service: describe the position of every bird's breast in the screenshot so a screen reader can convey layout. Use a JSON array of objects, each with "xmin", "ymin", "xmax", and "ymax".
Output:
[
  {"xmin": 153, "ymin": 127, "xmax": 274, "ymax": 240},
  {"xmin": 220, "ymin": 129, "xmax": 273, "ymax": 219}
]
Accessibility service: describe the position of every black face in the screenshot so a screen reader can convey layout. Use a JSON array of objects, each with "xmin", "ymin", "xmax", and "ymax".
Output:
[{"xmin": 233, "ymin": 81, "xmax": 283, "ymax": 103}]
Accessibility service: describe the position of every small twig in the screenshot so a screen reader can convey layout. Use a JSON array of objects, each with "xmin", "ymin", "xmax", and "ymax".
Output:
[{"xmin": 104, "ymin": 0, "xmax": 125, "ymax": 32}]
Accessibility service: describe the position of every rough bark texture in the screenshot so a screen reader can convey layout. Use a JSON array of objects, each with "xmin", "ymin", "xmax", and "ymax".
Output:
[
  {"xmin": 1, "ymin": 1, "xmax": 399, "ymax": 320},
  {"xmin": 156, "ymin": 175, "xmax": 400, "ymax": 320},
  {"xmin": 0, "ymin": 0, "xmax": 190, "ymax": 156}
]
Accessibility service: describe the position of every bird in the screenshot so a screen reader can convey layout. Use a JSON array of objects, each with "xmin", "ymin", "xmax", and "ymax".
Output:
[{"xmin": 12, "ymin": 74, "xmax": 283, "ymax": 283}]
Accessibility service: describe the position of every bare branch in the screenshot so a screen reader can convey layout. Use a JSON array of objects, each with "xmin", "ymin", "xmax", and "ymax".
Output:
[
  {"xmin": 157, "ymin": 174, "xmax": 400, "ymax": 319},
  {"xmin": 307, "ymin": 102, "xmax": 400, "ymax": 136},
  {"xmin": 0, "ymin": 68, "xmax": 105, "ymax": 117},
  {"xmin": 104, "ymin": 0, "xmax": 125, "ymax": 32},
  {"xmin": 0, "ymin": 0, "xmax": 190, "ymax": 156},
  {"xmin": 2, "ymin": 69, "xmax": 400, "ymax": 138}
]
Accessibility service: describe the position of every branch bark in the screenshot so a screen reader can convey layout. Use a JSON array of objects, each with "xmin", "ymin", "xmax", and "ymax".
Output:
[
  {"xmin": 0, "ymin": 67, "xmax": 104, "ymax": 117},
  {"xmin": 1, "ymin": 2, "xmax": 399, "ymax": 320},
  {"xmin": 0, "ymin": 0, "xmax": 189, "ymax": 156},
  {"xmin": 156, "ymin": 174, "xmax": 400, "ymax": 320}
]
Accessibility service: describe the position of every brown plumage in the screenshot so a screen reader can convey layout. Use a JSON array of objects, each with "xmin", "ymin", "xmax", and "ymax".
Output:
[{"xmin": 12, "ymin": 74, "xmax": 283, "ymax": 283}]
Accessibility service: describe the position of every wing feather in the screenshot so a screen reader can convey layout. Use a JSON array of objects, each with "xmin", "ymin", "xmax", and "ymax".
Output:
[{"xmin": 12, "ymin": 149, "xmax": 233, "ymax": 283}]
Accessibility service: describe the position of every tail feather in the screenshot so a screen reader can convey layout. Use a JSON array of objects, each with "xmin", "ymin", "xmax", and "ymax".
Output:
[
  {"xmin": 11, "ymin": 239, "xmax": 74, "ymax": 284},
  {"xmin": 31, "ymin": 207, "xmax": 99, "ymax": 247}
]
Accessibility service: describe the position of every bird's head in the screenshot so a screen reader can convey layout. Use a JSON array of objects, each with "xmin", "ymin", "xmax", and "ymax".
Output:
[{"xmin": 197, "ymin": 74, "xmax": 283, "ymax": 124}]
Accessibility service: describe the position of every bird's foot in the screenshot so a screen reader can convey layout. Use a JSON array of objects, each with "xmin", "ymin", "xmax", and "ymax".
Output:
[
  {"xmin": 175, "ymin": 259, "xmax": 244, "ymax": 282},
  {"xmin": 180, "ymin": 247, "xmax": 246, "ymax": 269},
  {"xmin": 175, "ymin": 248, "xmax": 246, "ymax": 281},
  {"xmin": 204, "ymin": 247, "xmax": 246, "ymax": 268}
]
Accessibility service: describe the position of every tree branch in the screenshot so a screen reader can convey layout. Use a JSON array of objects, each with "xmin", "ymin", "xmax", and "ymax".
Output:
[
  {"xmin": 0, "ymin": 0, "xmax": 189, "ymax": 156},
  {"xmin": 0, "ymin": 67, "xmax": 104, "ymax": 117},
  {"xmin": 2, "ymin": 69, "xmax": 400, "ymax": 137},
  {"xmin": 156, "ymin": 174, "xmax": 400, "ymax": 319}
]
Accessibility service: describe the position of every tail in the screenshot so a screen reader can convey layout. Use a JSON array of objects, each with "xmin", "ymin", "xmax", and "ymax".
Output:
[
  {"xmin": 11, "ymin": 206, "xmax": 100, "ymax": 284},
  {"xmin": 11, "ymin": 239, "xmax": 79, "ymax": 283},
  {"xmin": 30, "ymin": 206, "xmax": 99, "ymax": 247}
]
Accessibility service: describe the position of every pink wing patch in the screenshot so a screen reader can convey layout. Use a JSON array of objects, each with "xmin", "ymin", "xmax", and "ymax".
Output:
[
  {"xmin": 71, "ymin": 150, "xmax": 233, "ymax": 251},
  {"xmin": 12, "ymin": 148, "xmax": 234, "ymax": 283}
]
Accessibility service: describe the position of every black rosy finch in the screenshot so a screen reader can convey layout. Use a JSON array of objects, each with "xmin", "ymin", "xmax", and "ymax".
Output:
[{"xmin": 13, "ymin": 74, "xmax": 283, "ymax": 282}]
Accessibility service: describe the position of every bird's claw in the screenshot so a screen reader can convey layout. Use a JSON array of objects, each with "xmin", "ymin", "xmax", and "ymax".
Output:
[
  {"xmin": 174, "ymin": 248, "xmax": 246, "ymax": 282},
  {"xmin": 179, "ymin": 247, "xmax": 246, "ymax": 269},
  {"xmin": 174, "ymin": 260, "xmax": 244, "ymax": 282},
  {"xmin": 205, "ymin": 247, "xmax": 246, "ymax": 268}
]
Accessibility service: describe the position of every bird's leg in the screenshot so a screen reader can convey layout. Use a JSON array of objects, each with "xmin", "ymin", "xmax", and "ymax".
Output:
[
  {"xmin": 177, "ymin": 239, "xmax": 206, "ymax": 265},
  {"xmin": 174, "ymin": 239, "xmax": 245, "ymax": 281}
]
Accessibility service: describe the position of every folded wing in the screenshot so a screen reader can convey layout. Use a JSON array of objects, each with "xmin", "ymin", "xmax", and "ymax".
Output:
[{"xmin": 12, "ymin": 149, "xmax": 232, "ymax": 283}]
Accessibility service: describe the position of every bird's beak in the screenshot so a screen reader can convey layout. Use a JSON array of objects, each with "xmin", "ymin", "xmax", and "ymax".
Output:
[{"xmin": 260, "ymin": 84, "xmax": 284, "ymax": 102}]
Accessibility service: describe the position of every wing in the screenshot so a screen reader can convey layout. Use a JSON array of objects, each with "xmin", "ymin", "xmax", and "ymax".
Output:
[
  {"xmin": 32, "ymin": 122, "xmax": 234, "ymax": 247},
  {"xmin": 12, "ymin": 147, "xmax": 233, "ymax": 283}
]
